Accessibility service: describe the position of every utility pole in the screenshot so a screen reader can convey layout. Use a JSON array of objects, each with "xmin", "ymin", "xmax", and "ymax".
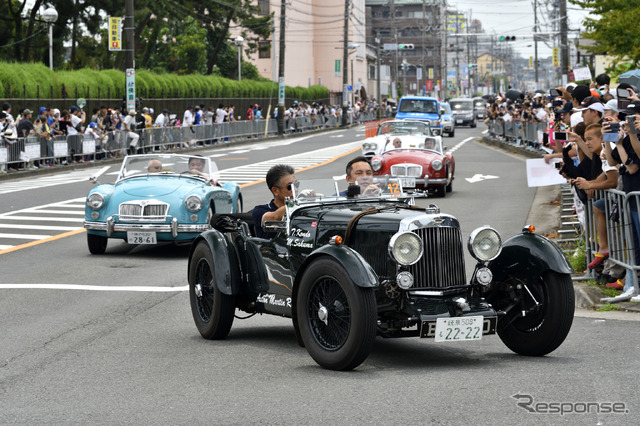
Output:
[
  {"xmin": 341, "ymin": 0, "xmax": 350, "ymax": 127},
  {"xmin": 559, "ymin": 0, "xmax": 569, "ymax": 85},
  {"xmin": 391, "ymin": 0, "xmax": 397, "ymax": 100},
  {"xmin": 376, "ymin": 38, "xmax": 381, "ymax": 103},
  {"xmin": 277, "ymin": 0, "xmax": 286, "ymax": 135},
  {"xmin": 534, "ymin": 0, "xmax": 539, "ymax": 86},
  {"xmin": 125, "ymin": 0, "xmax": 134, "ymax": 69},
  {"xmin": 421, "ymin": 0, "xmax": 426, "ymax": 95}
]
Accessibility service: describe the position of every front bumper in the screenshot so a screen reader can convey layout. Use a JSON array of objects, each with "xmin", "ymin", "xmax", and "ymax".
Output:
[
  {"xmin": 453, "ymin": 116, "xmax": 475, "ymax": 126},
  {"xmin": 84, "ymin": 216, "xmax": 209, "ymax": 238},
  {"xmin": 390, "ymin": 177, "xmax": 447, "ymax": 187}
]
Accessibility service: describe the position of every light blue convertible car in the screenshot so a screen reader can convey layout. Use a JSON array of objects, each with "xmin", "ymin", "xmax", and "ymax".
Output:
[{"xmin": 84, "ymin": 153, "xmax": 242, "ymax": 254}]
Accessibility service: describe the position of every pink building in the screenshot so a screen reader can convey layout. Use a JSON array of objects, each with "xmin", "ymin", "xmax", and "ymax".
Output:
[{"xmin": 237, "ymin": 0, "xmax": 369, "ymax": 105}]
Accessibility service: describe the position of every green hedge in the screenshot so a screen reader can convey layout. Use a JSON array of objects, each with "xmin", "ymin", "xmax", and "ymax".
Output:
[{"xmin": 0, "ymin": 61, "xmax": 329, "ymax": 101}]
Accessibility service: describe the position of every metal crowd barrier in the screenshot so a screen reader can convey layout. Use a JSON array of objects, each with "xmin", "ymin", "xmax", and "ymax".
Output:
[
  {"xmin": 487, "ymin": 118, "xmax": 547, "ymax": 147},
  {"xmin": 579, "ymin": 189, "xmax": 640, "ymax": 302},
  {"xmin": 1, "ymin": 113, "xmax": 376, "ymax": 170}
]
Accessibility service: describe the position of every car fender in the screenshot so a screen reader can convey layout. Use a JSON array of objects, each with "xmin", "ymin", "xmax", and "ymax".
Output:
[
  {"xmin": 188, "ymin": 229, "xmax": 241, "ymax": 296},
  {"xmin": 296, "ymin": 245, "xmax": 380, "ymax": 289},
  {"xmin": 488, "ymin": 232, "xmax": 574, "ymax": 282},
  {"xmin": 222, "ymin": 181, "xmax": 242, "ymax": 212}
]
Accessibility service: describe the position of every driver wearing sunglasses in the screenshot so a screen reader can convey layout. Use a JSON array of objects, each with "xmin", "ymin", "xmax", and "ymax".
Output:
[{"xmin": 252, "ymin": 164, "xmax": 297, "ymax": 239}]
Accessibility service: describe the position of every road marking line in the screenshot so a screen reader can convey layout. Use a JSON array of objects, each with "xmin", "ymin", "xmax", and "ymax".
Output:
[
  {"xmin": 0, "ymin": 233, "xmax": 52, "ymax": 240},
  {"xmin": 0, "ymin": 229, "xmax": 86, "ymax": 255},
  {"xmin": 0, "ymin": 283, "xmax": 189, "ymax": 292},
  {"xmin": 0, "ymin": 224, "xmax": 79, "ymax": 231}
]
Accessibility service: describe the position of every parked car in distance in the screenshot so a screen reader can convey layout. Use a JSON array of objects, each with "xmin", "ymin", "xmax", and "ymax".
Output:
[
  {"xmin": 84, "ymin": 153, "xmax": 242, "ymax": 254},
  {"xmin": 449, "ymin": 98, "xmax": 477, "ymax": 127},
  {"xmin": 440, "ymin": 102, "xmax": 455, "ymax": 137},
  {"xmin": 188, "ymin": 179, "xmax": 575, "ymax": 371},
  {"xmin": 395, "ymin": 96, "xmax": 442, "ymax": 135},
  {"xmin": 473, "ymin": 97, "xmax": 486, "ymax": 119},
  {"xmin": 369, "ymin": 121, "xmax": 454, "ymax": 197}
]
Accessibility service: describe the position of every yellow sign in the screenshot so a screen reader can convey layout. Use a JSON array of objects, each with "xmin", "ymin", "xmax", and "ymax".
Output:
[
  {"xmin": 529, "ymin": 56, "xmax": 533, "ymax": 68},
  {"xmin": 552, "ymin": 47, "xmax": 559, "ymax": 66},
  {"xmin": 428, "ymin": 68, "xmax": 433, "ymax": 79},
  {"xmin": 109, "ymin": 17, "xmax": 122, "ymax": 51}
]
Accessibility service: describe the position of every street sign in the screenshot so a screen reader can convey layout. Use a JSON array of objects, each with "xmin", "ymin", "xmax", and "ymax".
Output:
[
  {"xmin": 278, "ymin": 77, "xmax": 285, "ymax": 107},
  {"xmin": 126, "ymin": 69, "xmax": 135, "ymax": 112},
  {"xmin": 383, "ymin": 43, "xmax": 398, "ymax": 51},
  {"xmin": 108, "ymin": 17, "xmax": 122, "ymax": 51},
  {"xmin": 334, "ymin": 59, "xmax": 340, "ymax": 77}
]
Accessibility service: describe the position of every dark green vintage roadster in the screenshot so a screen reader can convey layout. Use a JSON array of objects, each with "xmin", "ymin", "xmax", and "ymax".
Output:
[{"xmin": 187, "ymin": 178, "xmax": 574, "ymax": 370}]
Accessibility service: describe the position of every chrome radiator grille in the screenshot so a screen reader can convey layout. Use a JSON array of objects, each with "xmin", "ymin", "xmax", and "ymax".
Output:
[
  {"xmin": 390, "ymin": 164, "xmax": 422, "ymax": 177},
  {"xmin": 409, "ymin": 226, "xmax": 466, "ymax": 288},
  {"xmin": 119, "ymin": 201, "xmax": 169, "ymax": 222}
]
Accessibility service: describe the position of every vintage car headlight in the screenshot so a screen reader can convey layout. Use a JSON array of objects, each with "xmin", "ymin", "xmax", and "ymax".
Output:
[
  {"xmin": 389, "ymin": 231, "xmax": 423, "ymax": 265},
  {"xmin": 371, "ymin": 158, "xmax": 382, "ymax": 171},
  {"xmin": 185, "ymin": 195, "xmax": 203, "ymax": 212},
  {"xmin": 87, "ymin": 193, "xmax": 104, "ymax": 210},
  {"xmin": 432, "ymin": 159, "xmax": 443, "ymax": 171},
  {"xmin": 363, "ymin": 142, "xmax": 377, "ymax": 151},
  {"xmin": 468, "ymin": 226, "xmax": 502, "ymax": 262}
]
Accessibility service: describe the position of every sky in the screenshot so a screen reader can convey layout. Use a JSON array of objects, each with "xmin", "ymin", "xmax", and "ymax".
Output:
[{"xmin": 450, "ymin": 0, "xmax": 593, "ymax": 60}]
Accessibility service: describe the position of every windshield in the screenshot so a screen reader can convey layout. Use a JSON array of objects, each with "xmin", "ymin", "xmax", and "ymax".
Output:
[
  {"xmin": 473, "ymin": 99, "xmax": 485, "ymax": 108},
  {"xmin": 117, "ymin": 154, "xmax": 220, "ymax": 181},
  {"xmin": 382, "ymin": 136, "xmax": 442, "ymax": 154},
  {"xmin": 450, "ymin": 101, "xmax": 473, "ymax": 111},
  {"xmin": 377, "ymin": 121, "xmax": 432, "ymax": 136},
  {"xmin": 290, "ymin": 178, "xmax": 423, "ymax": 204},
  {"xmin": 398, "ymin": 99, "xmax": 438, "ymax": 114},
  {"xmin": 440, "ymin": 104, "xmax": 451, "ymax": 115}
]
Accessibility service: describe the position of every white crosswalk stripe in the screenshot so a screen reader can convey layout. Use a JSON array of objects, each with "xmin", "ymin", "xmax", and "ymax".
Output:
[
  {"xmin": 0, "ymin": 166, "xmax": 109, "ymax": 195},
  {"xmin": 0, "ymin": 198, "xmax": 86, "ymax": 251},
  {"xmin": 216, "ymin": 142, "xmax": 361, "ymax": 183}
]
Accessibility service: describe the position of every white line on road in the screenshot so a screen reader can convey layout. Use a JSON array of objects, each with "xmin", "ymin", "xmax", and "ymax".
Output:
[
  {"xmin": 0, "ymin": 283, "xmax": 189, "ymax": 292},
  {"xmin": 0, "ymin": 233, "xmax": 51, "ymax": 240},
  {"xmin": 0, "ymin": 224, "xmax": 78, "ymax": 231},
  {"xmin": 446, "ymin": 136, "xmax": 474, "ymax": 155}
]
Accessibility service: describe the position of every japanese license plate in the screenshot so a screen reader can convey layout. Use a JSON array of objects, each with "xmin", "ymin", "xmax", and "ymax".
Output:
[
  {"xmin": 400, "ymin": 177, "xmax": 416, "ymax": 188},
  {"xmin": 456, "ymin": 119, "xmax": 463, "ymax": 124},
  {"xmin": 127, "ymin": 231, "xmax": 157, "ymax": 245},
  {"xmin": 434, "ymin": 316, "xmax": 483, "ymax": 342}
]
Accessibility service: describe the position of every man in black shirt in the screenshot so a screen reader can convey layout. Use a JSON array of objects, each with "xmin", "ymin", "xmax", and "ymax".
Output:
[
  {"xmin": 16, "ymin": 109, "xmax": 35, "ymax": 137},
  {"xmin": 252, "ymin": 164, "xmax": 297, "ymax": 238}
]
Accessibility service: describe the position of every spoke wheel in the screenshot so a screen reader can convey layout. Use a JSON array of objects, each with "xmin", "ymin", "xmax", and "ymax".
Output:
[
  {"xmin": 297, "ymin": 258, "xmax": 376, "ymax": 370},
  {"xmin": 87, "ymin": 233, "xmax": 107, "ymax": 255},
  {"xmin": 189, "ymin": 242, "xmax": 235, "ymax": 339},
  {"xmin": 497, "ymin": 271, "xmax": 574, "ymax": 356}
]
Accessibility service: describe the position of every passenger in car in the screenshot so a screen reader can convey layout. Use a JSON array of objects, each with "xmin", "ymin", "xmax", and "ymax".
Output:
[
  {"xmin": 147, "ymin": 159, "xmax": 162, "ymax": 173},
  {"xmin": 424, "ymin": 138, "xmax": 436, "ymax": 150},
  {"xmin": 252, "ymin": 164, "xmax": 297, "ymax": 238}
]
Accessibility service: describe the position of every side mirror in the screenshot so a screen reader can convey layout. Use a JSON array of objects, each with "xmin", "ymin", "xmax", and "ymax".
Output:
[
  {"xmin": 264, "ymin": 221, "xmax": 287, "ymax": 233},
  {"xmin": 89, "ymin": 176, "xmax": 99, "ymax": 185}
]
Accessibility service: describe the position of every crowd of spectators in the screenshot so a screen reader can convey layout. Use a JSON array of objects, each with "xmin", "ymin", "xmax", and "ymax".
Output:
[{"xmin": 486, "ymin": 74, "xmax": 640, "ymax": 296}]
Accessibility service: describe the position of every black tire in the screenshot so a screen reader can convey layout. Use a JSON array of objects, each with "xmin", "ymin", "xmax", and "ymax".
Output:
[
  {"xmin": 446, "ymin": 180, "xmax": 453, "ymax": 193},
  {"xmin": 471, "ymin": 120, "xmax": 477, "ymax": 128},
  {"xmin": 449, "ymin": 129, "xmax": 455, "ymax": 137},
  {"xmin": 235, "ymin": 196, "xmax": 243, "ymax": 214},
  {"xmin": 189, "ymin": 241, "xmax": 236, "ymax": 339},
  {"xmin": 498, "ymin": 271, "xmax": 574, "ymax": 356},
  {"xmin": 87, "ymin": 233, "xmax": 107, "ymax": 255},
  {"xmin": 297, "ymin": 258, "xmax": 377, "ymax": 371},
  {"xmin": 435, "ymin": 185, "xmax": 446, "ymax": 197}
]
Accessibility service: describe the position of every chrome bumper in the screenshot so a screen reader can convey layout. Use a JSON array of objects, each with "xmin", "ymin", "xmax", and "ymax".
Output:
[
  {"xmin": 391, "ymin": 177, "xmax": 446, "ymax": 186},
  {"xmin": 84, "ymin": 216, "xmax": 209, "ymax": 238}
]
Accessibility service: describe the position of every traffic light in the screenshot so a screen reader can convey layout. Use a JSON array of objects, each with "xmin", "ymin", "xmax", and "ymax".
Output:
[
  {"xmin": 398, "ymin": 43, "xmax": 415, "ymax": 50},
  {"xmin": 499, "ymin": 36, "xmax": 516, "ymax": 41}
]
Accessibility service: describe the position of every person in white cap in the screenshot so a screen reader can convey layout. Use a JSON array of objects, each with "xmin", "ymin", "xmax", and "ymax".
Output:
[{"xmin": 603, "ymin": 99, "xmax": 619, "ymax": 120}]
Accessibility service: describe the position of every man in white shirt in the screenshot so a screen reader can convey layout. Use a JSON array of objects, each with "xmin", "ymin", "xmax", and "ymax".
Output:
[
  {"xmin": 123, "ymin": 110, "xmax": 140, "ymax": 154},
  {"xmin": 67, "ymin": 106, "xmax": 86, "ymax": 136},
  {"xmin": 154, "ymin": 109, "xmax": 169, "ymax": 127},
  {"xmin": 182, "ymin": 106, "xmax": 194, "ymax": 127},
  {"xmin": 215, "ymin": 103, "xmax": 227, "ymax": 124}
]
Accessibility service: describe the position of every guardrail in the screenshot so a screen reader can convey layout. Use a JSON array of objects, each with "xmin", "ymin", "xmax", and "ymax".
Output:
[
  {"xmin": 487, "ymin": 118, "xmax": 548, "ymax": 148},
  {"xmin": 1, "ymin": 112, "xmax": 376, "ymax": 171},
  {"xmin": 580, "ymin": 189, "xmax": 640, "ymax": 302}
]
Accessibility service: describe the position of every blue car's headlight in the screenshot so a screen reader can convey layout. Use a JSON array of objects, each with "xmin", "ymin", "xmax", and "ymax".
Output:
[
  {"xmin": 87, "ymin": 193, "xmax": 104, "ymax": 210},
  {"xmin": 185, "ymin": 195, "xmax": 203, "ymax": 212}
]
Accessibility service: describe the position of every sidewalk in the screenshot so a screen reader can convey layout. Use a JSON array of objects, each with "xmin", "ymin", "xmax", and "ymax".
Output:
[{"xmin": 480, "ymin": 132, "xmax": 640, "ymax": 314}]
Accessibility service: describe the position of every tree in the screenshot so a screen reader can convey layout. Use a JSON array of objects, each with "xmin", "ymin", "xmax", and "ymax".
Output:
[{"xmin": 570, "ymin": 0, "xmax": 640, "ymax": 72}]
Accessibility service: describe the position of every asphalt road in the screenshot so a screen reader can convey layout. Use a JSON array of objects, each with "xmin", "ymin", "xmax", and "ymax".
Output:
[{"xmin": 1, "ymin": 126, "xmax": 639, "ymax": 424}]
